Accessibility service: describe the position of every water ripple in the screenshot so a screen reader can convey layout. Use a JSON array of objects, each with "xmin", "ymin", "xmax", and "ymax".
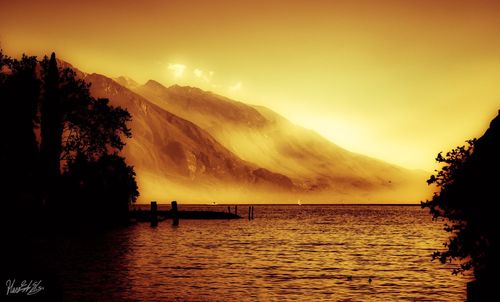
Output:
[{"xmin": 37, "ymin": 205, "xmax": 470, "ymax": 301}]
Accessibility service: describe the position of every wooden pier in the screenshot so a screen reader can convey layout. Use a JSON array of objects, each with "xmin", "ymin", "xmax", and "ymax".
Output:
[{"xmin": 130, "ymin": 201, "xmax": 243, "ymax": 225}]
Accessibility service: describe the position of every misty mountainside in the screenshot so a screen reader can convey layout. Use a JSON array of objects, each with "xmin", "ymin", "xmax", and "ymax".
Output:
[
  {"xmin": 80, "ymin": 72, "xmax": 298, "ymax": 203},
  {"xmin": 64, "ymin": 62, "xmax": 429, "ymax": 203},
  {"xmin": 130, "ymin": 80, "xmax": 429, "ymax": 201}
]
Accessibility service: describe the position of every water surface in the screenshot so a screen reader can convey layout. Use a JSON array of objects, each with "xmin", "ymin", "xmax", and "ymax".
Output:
[{"xmin": 35, "ymin": 205, "xmax": 470, "ymax": 301}]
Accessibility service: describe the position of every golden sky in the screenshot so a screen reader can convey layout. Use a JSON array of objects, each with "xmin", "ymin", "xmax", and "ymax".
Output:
[{"xmin": 2, "ymin": 0, "xmax": 500, "ymax": 171}]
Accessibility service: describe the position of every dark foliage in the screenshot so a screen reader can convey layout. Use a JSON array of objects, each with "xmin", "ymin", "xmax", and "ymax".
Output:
[
  {"xmin": 422, "ymin": 111, "xmax": 500, "ymax": 284},
  {"xmin": 0, "ymin": 49, "xmax": 138, "ymax": 227},
  {"xmin": 61, "ymin": 153, "xmax": 139, "ymax": 226},
  {"xmin": 1, "ymin": 51, "xmax": 41, "ymax": 210}
]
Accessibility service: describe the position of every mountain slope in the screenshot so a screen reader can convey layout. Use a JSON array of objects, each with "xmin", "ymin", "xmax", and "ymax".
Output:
[
  {"xmin": 79, "ymin": 73, "xmax": 296, "ymax": 203},
  {"xmin": 61, "ymin": 59, "xmax": 430, "ymax": 203},
  {"xmin": 133, "ymin": 81, "xmax": 429, "ymax": 201}
]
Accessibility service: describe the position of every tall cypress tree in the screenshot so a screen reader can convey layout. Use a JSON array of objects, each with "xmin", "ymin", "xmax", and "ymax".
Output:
[{"xmin": 40, "ymin": 53, "xmax": 63, "ymax": 204}]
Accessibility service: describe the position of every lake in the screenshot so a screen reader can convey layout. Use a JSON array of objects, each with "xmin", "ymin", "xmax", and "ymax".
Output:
[{"xmin": 25, "ymin": 205, "xmax": 470, "ymax": 301}]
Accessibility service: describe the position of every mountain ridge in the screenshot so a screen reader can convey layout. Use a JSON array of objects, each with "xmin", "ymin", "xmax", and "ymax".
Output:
[
  {"xmin": 59, "ymin": 60, "xmax": 431, "ymax": 203},
  {"xmin": 132, "ymin": 80, "xmax": 428, "ymax": 195}
]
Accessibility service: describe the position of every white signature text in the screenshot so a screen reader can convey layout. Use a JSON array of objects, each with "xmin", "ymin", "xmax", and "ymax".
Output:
[{"xmin": 6, "ymin": 279, "xmax": 44, "ymax": 296}]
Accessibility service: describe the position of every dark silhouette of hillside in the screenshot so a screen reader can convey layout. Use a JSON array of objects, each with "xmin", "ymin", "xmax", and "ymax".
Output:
[{"xmin": 422, "ymin": 110, "xmax": 500, "ymax": 300}]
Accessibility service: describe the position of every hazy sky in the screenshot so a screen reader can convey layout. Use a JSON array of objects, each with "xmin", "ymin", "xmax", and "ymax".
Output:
[{"xmin": 2, "ymin": 0, "xmax": 500, "ymax": 170}]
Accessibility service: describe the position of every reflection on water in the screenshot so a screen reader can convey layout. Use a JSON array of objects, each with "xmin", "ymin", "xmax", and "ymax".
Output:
[{"xmin": 35, "ymin": 205, "xmax": 470, "ymax": 301}]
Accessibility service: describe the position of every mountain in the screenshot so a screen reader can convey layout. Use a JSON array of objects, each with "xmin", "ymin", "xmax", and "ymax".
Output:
[
  {"xmin": 61, "ymin": 61, "xmax": 430, "ymax": 203},
  {"xmin": 79, "ymin": 72, "xmax": 298, "ymax": 203},
  {"xmin": 131, "ymin": 80, "xmax": 430, "ymax": 202},
  {"xmin": 114, "ymin": 76, "xmax": 140, "ymax": 89}
]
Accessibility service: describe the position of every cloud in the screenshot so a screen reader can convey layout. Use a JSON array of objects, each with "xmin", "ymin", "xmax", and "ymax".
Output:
[
  {"xmin": 229, "ymin": 81, "xmax": 242, "ymax": 92},
  {"xmin": 193, "ymin": 68, "xmax": 213, "ymax": 83},
  {"xmin": 193, "ymin": 68, "xmax": 203, "ymax": 78},
  {"xmin": 163, "ymin": 63, "xmax": 226, "ymax": 89},
  {"xmin": 167, "ymin": 63, "xmax": 186, "ymax": 78}
]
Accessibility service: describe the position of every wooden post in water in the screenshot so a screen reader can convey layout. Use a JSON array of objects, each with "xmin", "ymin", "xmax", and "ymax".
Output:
[
  {"xmin": 234, "ymin": 205, "xmax": 237, "ymax": 215},
  {"xmin": 150, "ymin": 201, "xmax": 158, "ymax": 227},
  {"xmin": 171, "ymin": 200, "xmax": 179, "ymax": 226},
  {"xmin": 248, "ymin": 206, "xmax": 251, "ymax": 220},
  {"xmin": 251, "ymin": 206, "xmax": 254, "ymax": 220}
]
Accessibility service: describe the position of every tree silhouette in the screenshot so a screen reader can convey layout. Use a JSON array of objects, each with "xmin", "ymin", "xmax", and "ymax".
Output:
[
  {"xmin": 0, "ymin": 51, "xmax": 40, "ymax": 209},
  {"xmin": 61, "ymin": 153, "xmax": 138, "ymax": 225},
  {"xmin": 0, "ymin": 50, "xmax": 137, "ymax": 226},
  {"xmin": 422, "ymin": 111, "xmax": 500, "ymax": 295},
  {"xmin": 40, "ymin": 53, "xmax": 63, "ymax": 206},
  {"xmin": 62, "ymin": 97, "xmax": 131, "ymax": 163}
]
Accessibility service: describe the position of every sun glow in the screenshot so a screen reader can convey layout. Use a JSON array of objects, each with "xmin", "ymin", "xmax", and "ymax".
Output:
[
  {"xmin": 229, "ymin": 81, "xmax": 242, "ymax": 92},
  {"xmin": 2, "ymin": 0, "xmax": 500, "ymax": 172},
  {"xmin": 167, "ymin": 63, "xmax": 186, "ymax": 79}
]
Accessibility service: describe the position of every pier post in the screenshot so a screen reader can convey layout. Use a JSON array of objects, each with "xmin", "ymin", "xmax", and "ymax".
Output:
[
  {"xmin": 251, "ymin": 206, "xmax": 254, "ymax": 220},
  {"xmin": 171, "ymin": 200, "xmax": 179, "ymax": 226},
  {"xmin": 150, "ymin": 201, "xmax": 158, "ymax": 227},
  {"xmin": 248, "ymin": 206, "xmax": 251, "ymax": 220}
]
